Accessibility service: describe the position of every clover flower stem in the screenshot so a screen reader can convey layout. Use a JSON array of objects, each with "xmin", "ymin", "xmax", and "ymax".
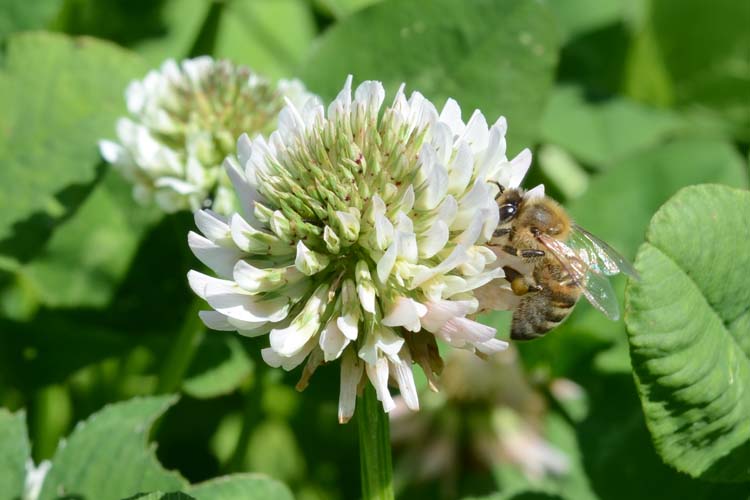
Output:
[
  {"xmin": 156, "ymin": 297, "xmax": 205, "ymax": 394},
  {"xmin": 357, "ymin": 384, "xmax": 395, "ymax": 500}
]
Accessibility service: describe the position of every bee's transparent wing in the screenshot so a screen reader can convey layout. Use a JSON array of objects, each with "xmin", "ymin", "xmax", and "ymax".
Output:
[
  {"xmin": 536, "ymin": 233, "xmax": 621, "ymax": 320},
  {"xmin": 570, "ymin": 224, "xmax": 640, "ymax": 279}
]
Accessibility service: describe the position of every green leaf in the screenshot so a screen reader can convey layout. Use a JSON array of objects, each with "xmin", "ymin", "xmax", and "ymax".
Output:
[
  {"xmin": 19, "ymin": 169, "xmax": 160, "ymax": 308},
  {"xmin": 188, "ymin": 473, "xmax": 294, "ymax": 500},
  {"xmin": 629, "ymin": 0, "xmax": 750, "ymax": 140},
  {"xmin": 0, "ymin": 0, "xmax": 62, "ymax": 39},
  {"xmin": 39, "ymin": 396, "xmax": 188, "ymax": 500},
  {"xmin": 214, "ymin": 0, "xmax": 316, "ymax": 79},
  {"xmin": 575, "ymin": 371, "xmax": 750, "ymax": 499},
  {"xmin": 183, "ymin": 333, "xmax": 253, "ymax": 399},
  {"xmin": 625, "ymin": 185, "xmax": 750, "ymax": 481},
  {"xmin": 126, "ymin": 493, "xmax": 196, "ymax": 500},
  {"xmin": 0, "ymin": 409, "xmax": 29, "ymax": 498},
  {"xmin": 301, "ymin": 0, "xmax": 560, "ymax": 152},
  {"xmin": 540, "ymin": 86, "xmax": 685, "ymax": 170},
  {"xmin": 547, "ymin": 0, "xmax": 623, "ymax": 42},
  {"xmin": 135, "ymin": 0, "xmax": 316, "ymax": 80},
  {"xmin": 313, "ymin": 0, "xmax": 382, "ymax": 19},
  {"xmin": 0, "ymin": 32, "xmax": 146, "ymax": 242}
]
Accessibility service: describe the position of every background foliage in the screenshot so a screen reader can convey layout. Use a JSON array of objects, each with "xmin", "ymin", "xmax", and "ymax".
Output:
[{"xmin": 0, "ymin": 0, "xmax": 748, "ymax": 498}]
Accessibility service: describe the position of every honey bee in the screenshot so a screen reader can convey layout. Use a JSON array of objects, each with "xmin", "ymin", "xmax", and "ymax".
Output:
[{"xmin": 489, "ymin": 184, "xmax": 639, "ymax": 340}]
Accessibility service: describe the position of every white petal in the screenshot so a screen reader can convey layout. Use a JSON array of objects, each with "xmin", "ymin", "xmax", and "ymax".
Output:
[
  {"xmin": 418, "ymin": 220, "xmax": 449, "ymax": 259},
  {"xmin": 237, "ymin": 133, "xmax": 253, "ymax": 166},
  {"xmin": 194, "ymin": 209, "xmax": 231, "ymax": 242},
  {"xmin": 98, "ymin": 140, "xmax": 127, "ymax": 165},
  {"xmin": 338, "ymin": 347, "xmax": 363, "ymax": 423},
  {"xmin": 382, "ymin": 297, "xmax": 427, "ymax": 332},
  {"xmin": 437, "ymin": 317, "xmax": 497, "ymax": 347},
  {"xmin": 374, "ymin": 213, "xmax": 394, "ymax": 251},
  {"xmin": 358, "ymin": 325, "xmax": 404, "ymax": 365},
  {"xmin": 198, "ymin": 311, "xmax": 235, "ymax": 331},
  {"xmin": 377, "ymin": 240, "xmax": 398, "ymax": 284},
  {"xmin": 224, "ymin": 157, "xmax": 256, "ymax": 221},
  {"xmin": 354, "ymin": 81, "xmax": 386, "ymax": 116},
  {"xmin": 269, "ymin": 283, "xmax": 329, "ymax": 356},
  {"xmin": 496, "ymin": 148, "xmax": 532, "ymax": 188},
  {"xmin": 328, "ymin": 74, "xmax": 353, "ymax": 121},
  {"xmin": 295, "ymin": 240, "xmax": 330, "ymax": 275},
  {"xmin": 476, "ymin": 338, "xmax": 510, "ymax": 354},
  {"xmin": 319, "ymin": 319, "xmax": 350, "ymax": 362},
  {"xmin": 355, "ymin": 261, "xmax": 377, "ymax": 314},
  {"xmin": 154, "ymin": 177, "xmax": 199, "ymax": 195},
  {"xmin": 261, "ymin": 340, "xmax": 314, "ymax": 371},
  {"xmin": 421, "ymin": 299, "xmax": 478, "ymax": 333},
  {"xmin": 188, "ymin": 270, "xmax": 291, "ymax": 323},
  {"xmin": 390, "ymin": 349, "xmax": 419, "ymax": 411},
  {"xmin": 439, "ymin": 98, "xmax": 464, "ymax": 134},
  {"xmin": 525, "ymin": 183, "xmax": 546, "ymax": 200},
  {"xmin": 447, "ymin": 142, "xmax": 473, "ymax": 195},
  {"xmin": 188, "ymin": 231, "xmax": 242, "ymax": 278},
  {"xmin": 366, "ymin": 357, "xmax": 395, "ymax": 413},
  {"xmin": 233, "ymin": 259, "xmax": 298, "ymax": 293},
  {"xmin": 460, "ymin": 110, "xmax": 489, "ymax": 152}
]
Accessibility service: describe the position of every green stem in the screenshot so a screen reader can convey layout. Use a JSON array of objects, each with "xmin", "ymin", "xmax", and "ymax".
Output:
[
  {"xmin": 156, "ymin": 297, "xmax": 205, "ymax": 394},
  {"xmin": 357, "ymin": 384, "xmax": 394, "ymax": 500}
]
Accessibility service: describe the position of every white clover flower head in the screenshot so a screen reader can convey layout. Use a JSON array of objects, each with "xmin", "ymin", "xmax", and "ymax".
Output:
[
  {"xmin": 99, "ymin": 56, "xmax": 316, "ymax": 214},
  {"xmin": 187, "ymin": 75, "xmax": 533, "ymax": 422}
]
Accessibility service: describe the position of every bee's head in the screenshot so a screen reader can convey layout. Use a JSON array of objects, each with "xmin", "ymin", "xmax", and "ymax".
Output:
[{"xmin": 494, "ymin": 185, "xmax": 523, "ymax": 223}]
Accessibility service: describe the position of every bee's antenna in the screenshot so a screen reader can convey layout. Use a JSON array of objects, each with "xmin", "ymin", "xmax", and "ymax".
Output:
[{"xmin": 490, "ymin": 181, "xmax": 505, "ymax": 200}]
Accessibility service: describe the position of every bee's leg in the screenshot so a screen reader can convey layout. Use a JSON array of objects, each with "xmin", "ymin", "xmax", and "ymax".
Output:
[
  {"xmin": 503, "ymin": 266, "xmax": 543, "ymax": 296},
  {"xmin": 501, "ymin": 245, "xmax": 545, "ymax": 259},
  {"xmin": 493, "ymin": 228, "xmax": 511, "ymax": 238}
]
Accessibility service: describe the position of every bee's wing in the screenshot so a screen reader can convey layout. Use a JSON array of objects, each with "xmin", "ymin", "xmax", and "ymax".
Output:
[
  {"xmin": 570, "ymin": 224, "xmax": 640, "ymax": 280},
  {"xmin": 536, "ymin": 232, "xmax": 621, "ymax": 321}
]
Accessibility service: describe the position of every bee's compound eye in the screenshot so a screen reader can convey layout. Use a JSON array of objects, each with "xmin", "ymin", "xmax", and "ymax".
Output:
[{"xmin": 499, "ymin": 203, "xmax": 517, "ymax": 221}]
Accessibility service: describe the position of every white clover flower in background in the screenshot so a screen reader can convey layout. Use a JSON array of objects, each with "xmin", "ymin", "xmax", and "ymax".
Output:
[
  {"xmin": 187, "ymin": 75, "xmax": 533, "ymax": 422},
  {"xmin": 99, "ymin": 56, "xmax": 315, "ymax": 214}
]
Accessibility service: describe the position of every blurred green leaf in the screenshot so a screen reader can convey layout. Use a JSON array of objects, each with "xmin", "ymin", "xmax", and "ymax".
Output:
[
  {"xmin": 0, "ymin": 32, "xmax": 146, "ymax": 242},
  {"xmin": 0, "ymin": 409, "xmax": 29, "ymax": 498},
  {"xmin": 547, "ymin": 0, "xmax": 622, "ymax": 42},
  {"xmin": 183, "ymin": 334, "xmax": 253, "ymax": 399},
  {"xmin": 39, "ymin": 396, "xmax": 188, "ymax": 500},
  {"xmin": 628, "ymin": 0, "xmax": 750, "ymax": 140},
  {"xmin": 19, "ymin": 170, "xmax": 160, "ymax": 308},
  {"xmin": 0, "ymin": 313, "xmax": 131, "ymax": 392},
  {"xmin": 313, "ymin": 0, "xmax": 382, "ymax": 19},
  {"xmin": 131, "ymin": 474, "xmax": 293, "ymax": 500},
  {"xmin": 136, "ymin": 0, "xmax": 315, "ymax": 79},
  {"xmin": 127, "ymin": 493, "xmax": 196, "ymax": 500},
  {"xmin": 569, "ymin": 138, "xmax": 747, "ymax": 260},
  {"xmin": 189, "ymin": 473, "xmax": 294, "ymax": 500},
  {"xmin": 301, "ymin": 0, "xmax": 560, "ymax": 152},
  {"xmin": 54, "ymin": 0, "xmax": 168, "ymax": 46},
  {"xmin": 540, "ymin": 86, "xmax": 685, "ymax": 170},
  {"xmin": 247, "ymin": 420, "xmax": 306, "ymax": 484},
  {"xmin": 133, "ymin": 0, "xmax": 206, "ymax": 65},
  {"xmin": 0, "ymin": 0, "xmax": 63, "ymax": 39},
  {"xmin": 625, "ymin": 185, "xmax": 750, "ymax": 481},
  {"xmin": 214, "ymin": 0, "xmax": 316, "ymax": 79}
]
